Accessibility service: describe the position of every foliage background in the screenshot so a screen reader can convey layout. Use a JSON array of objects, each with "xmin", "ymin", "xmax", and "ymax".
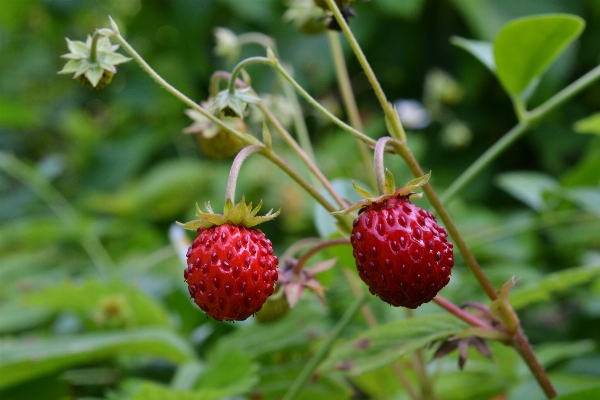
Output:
[{"xmin": 1, "ymin": 1, "xmax": 600, "ymax": 399}]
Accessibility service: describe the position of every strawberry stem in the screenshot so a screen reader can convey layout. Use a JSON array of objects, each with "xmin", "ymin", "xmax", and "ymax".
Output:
[
  {"xmin": 225, "ymin": 145, "xmax": 263, "ymax": 202},
  {"xmin": 374, "ymin": 137, "xmax": 393, "ymax": 195},
  {"xmin": 227, "ymin": 56, "xmax": 272, "ymax": 95}
]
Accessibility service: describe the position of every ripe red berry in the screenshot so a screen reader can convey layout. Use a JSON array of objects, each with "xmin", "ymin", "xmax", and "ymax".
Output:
[
  {"xmin": 350, "ymin": 195, "xmax": 454, "ymax": 308},
  {"xmin": 184, "ymin": 223, "xmax": 278, "ymax": 321}
]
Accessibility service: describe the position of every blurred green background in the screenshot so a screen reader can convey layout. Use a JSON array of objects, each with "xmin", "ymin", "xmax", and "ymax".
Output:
[{"xmin": 1, "ymin": 1, "xmax": 600, "ymax": 399}]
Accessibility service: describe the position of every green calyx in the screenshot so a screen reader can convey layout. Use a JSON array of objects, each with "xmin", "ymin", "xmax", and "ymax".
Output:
[
  {"xmin": 177, "ymin": 196, "xmax": 280, "ymax": 230},
  {"xmin": 331, "ymin": 172, "xmax": 431, "ymax": 216}
]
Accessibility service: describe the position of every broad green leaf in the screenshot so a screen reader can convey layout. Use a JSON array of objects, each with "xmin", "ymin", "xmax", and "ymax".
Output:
[
  {"xmin": 194, "ymin": 349, "xmax": 258, "ymax": 394},
  {"xmin": 510, "ymin": 265, "xmax": 600, "ymax": 310},
  {"xmin": 495, "ymin": 171, "xmax": 559, "ymax": 211},
  {"xmin": 128, "ymin": 382, "xmax": 230, "ymax": 400},
  {"xmin": 318, "ymin": 314, "xmax": 467, "ymax": 375},
  {"xmin": 0, "ymin": 301, "xmax": 53, "ymax": 334},
  {"xmin": 493, "ymin": 14, "xmax": 584, "ymax": 96},
  {"xmin": 573, "ymin": 113, "xmax": 600, "ymax": 135},
  {"xmin": 0, "ymin": 328, "xmax": 196, "ymax": 389},
  {"xmin": 450, "ymin": 37, "xmax": 495, "ymax": 72},
  {"xmin": 555, "ymin": 385, "xmax": 600, "ymax": 400},
  {"xmin": 565, "ymin": 188, "xmax": 600, "ymax": 217},
  {"xmin": 23, "ymin": 279, "xmax": 171, "ymax": 329},
  {"xmin": 214, "ymin": 301, "xmax": 330, "ymax": 358}
]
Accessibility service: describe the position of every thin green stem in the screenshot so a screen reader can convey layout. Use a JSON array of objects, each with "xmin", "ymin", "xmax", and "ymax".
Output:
[
  {"xmin": 262, "ymin": 151, "xmax": 353, "ymax": 233},
  {"xmin": 393, "ymin": 142, "xmax": 498, "ymax": 300},
  {"xmin": 225, "ymin": 145, "xmax": 263, "ymax": 202},
  {"xmin": 441, "ymin": 121, "xmax": 531, "ymax": 203},
  {"xmin": 443, "ymin": 63, "xmax": 600, "ymax": 203},
  {"xmin": 374, "ymin": 137, "xmax": 393, "ymax": 195},
  {"xmin": 293, "ymin": 238, "xmax": 350, "ymax": 274},
  {"xmin": 258, "ymin": 102, "xmax": 348, "ymax": 208},
  {"xmin": 282, "ymin": 296, "xmax": 366, "ymax": 400},
  {"xmin": 227, "ymin": 56, "xmax": 272, "ymax": 94},
  {"xmin": 89, "ymin": 31, "xmax": 101, "ymax": 63},
  {"xmin": 110, "ymin": 32, "xmax": 260, "ymax": 147},
  {"xmin": 323, "ymin": 0, "xmax": 387, "ymax": 112},
  {"xmin": 272, "ymin": 61, "xmax": 376, "ymax": 146},
  {"xmin": 527, "ymin": 63, "xmax": 600, "ymax": 121},
  {"xmin": 327, "ymin": 31, "xmax": 376, "ymax": 190},
  {"xmin": 323, "ymin": 0, "xmax": 406, "ymax": 142},
  {"xmin": 234, "ymin": 34, "xmax": 316, "ymax": 161}
]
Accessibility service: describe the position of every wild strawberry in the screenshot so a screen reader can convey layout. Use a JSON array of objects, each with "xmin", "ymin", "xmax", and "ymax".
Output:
[
  {"xmin": 178, "ymin": 198, "xmax": 280, "ymax": 321},
  {"xmin": 333, "ymin": 174, "xmax": 453, "ymax": 308}
]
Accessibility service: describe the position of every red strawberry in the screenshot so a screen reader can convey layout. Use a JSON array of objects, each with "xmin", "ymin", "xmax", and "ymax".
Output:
[
  {"xmin": 350, "ymin": 194, "xmax": 454, "ymax": 308},
  {"xmin": 179, "ymin": 197, "xmax": 280, "ymax": 321}
]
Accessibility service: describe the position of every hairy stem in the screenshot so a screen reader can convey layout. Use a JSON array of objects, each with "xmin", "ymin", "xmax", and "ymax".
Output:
[
  {"xmin": 272, "ymin": 61, "xmax": 375, "ymax": 146},
  {"xmin": 512, "ymin": 329, "xmax": 557, "ymax": 398},
  {"xmin": 225, "ymin": 145, "xmax": 264, "ymax": 202},
  {"xmin": 282, "ymin": 296, "xmax": 366, "ymax": 400},
  {"xmin": 327, "ymin": 31, "xmax": 376, "ymax": 189},
  {"xmin": 227, "ymin": 56, "xmax": 272, "ymax": 94},
  {"xmin": 374, "ymin": 137, "xmax": 393, "ymax": 195},
  {"xmin": 258, "ymin": 103, "xmax": 347, "ymax": 208},
  {"xmin": 110, "ymin": 32, "xmax": 260, "ymax": 146}
]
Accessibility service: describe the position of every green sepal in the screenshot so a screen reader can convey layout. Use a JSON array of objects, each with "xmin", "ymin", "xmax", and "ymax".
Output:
[
  {"xmin": 384, "ymin": 169, "xmax": 396, "ymax": 194},
  {"xmin": 179, "ymin": 196, "xmax": 279, "ymax": 230},
  {"xmin": 352, "ymin": 181, "xmax": 374, "ymax": 199},
  {"xmin": 396, "ymin": 171, "xmax": 431, "ymax": 196},
  {"xmin": 211, "ymin": 88, "xmax": 261, "ymax": 118},
  {"xmin": 331, "ymin": 173, "xmax": 431, "ymax": 216}
]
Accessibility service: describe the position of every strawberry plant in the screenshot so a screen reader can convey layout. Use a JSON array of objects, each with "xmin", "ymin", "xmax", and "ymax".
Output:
[{"xmin": 2, "ymin": 1, "xmax": 600, "ymax": 400}]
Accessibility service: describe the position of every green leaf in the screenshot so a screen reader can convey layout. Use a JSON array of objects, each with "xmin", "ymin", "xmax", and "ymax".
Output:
[
  {"xmin": 22, "ymin": 279, "xmax": 171, "ymax": 329},
  {"xmin": 495, "ymin": 171, "xmax": 559, "ymax": 211},
  {"xmin": 0, "ymin": 328, "xmax": 196, "ymax": 389},
  {"xmin": 573, "ymin": 113, "xmax": 600, "ymax": 135},
  {"xmin": 493, "ymin": 14, "xmax": 585, "ymax": 96},
  {"xmin": 194, "ymin": 349, "xmax": 258, "ymax": 394},
  {"xmin": 450, "ymin": 37, "xmax": 495, "ymax": 72},
  {"xmin": 129, "ymin": 382, "xmax": 230, "ymax": 400},
  {"xmin": 555, "ymin": 385, "xmax": 600, "ymax": 400},
  {"xmin": 0, "ymin": 301, "xmax": 53, "ymax": 334},
  {"xmin": 510, "ymin": 265, "xmax": 600, "ymax": 310},
  {"xmin": 318, "ymin": 314, "xmax": 467, "ymax": 375},
  {"xmin": 373, "ymin": 0, "xmax": 425, "ymax": 20},
  {"xmin": 565, "ymin": 188, "xmax": 600, "ymax": 217}
]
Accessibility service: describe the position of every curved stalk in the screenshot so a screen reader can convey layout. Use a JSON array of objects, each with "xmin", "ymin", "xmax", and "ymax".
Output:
[
  {"xmin": 227, "ymin": 56, "xmax": 272, "ymax": 94},
  {"xmin": 225, "ymin": 145, "xmax": 264, "ymax": 201},
  {"xmin": 374, "ymin": 137, "xmax": 393, "ymax": 195}
]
